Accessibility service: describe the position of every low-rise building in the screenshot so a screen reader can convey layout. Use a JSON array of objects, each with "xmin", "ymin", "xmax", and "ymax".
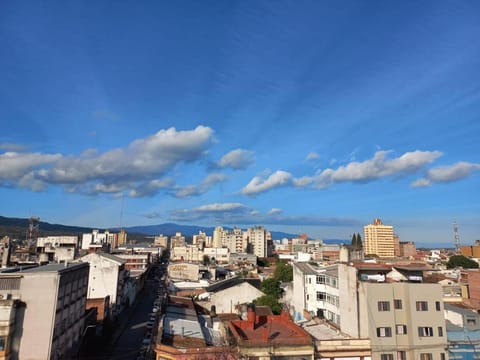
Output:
[
  {"xmin": 228, "ymin": 305, "xmax": 314, "ymax": 359},
  {"xmin": 36, "ymin": 235, "xmax": 78, "ymax": 263}
]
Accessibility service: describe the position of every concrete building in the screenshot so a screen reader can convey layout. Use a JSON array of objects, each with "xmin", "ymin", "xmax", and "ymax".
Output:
[
  {"xmin": 400, "ymin": 241, "xmax": 417, "ymax": 258},
  {"xmin": 293, "ymin": 262, "xmax": 447, "ymax": 360},
  {"xmin": 154, "ymin": 296, "xmax": 235, "ymax": 360},
  {"xmin": 170, "ymin": 232, "xmax": 186, "ymax": 249},
  {"xmin": 81, "ymin": 230, "xmax": 117, "ymax": 251},
  {"xmin": 225, "ymin": 227, "xmax": 248, "ymax": 254},
  {"xmin": 154, "ymin": 234, "xmax": 168, "ymax": 248},
  {"xmin": 36, "ymin": 236, "xmax": 78, "ymax": 263},
  {"xmin": 246, "ymin": 226, "xmax": 270, "ymax": 258},
  {"xmin": 80, "ymin": 252, "xmax": 127, "ymax": 317},
  {"xmin": 0, "ymin": 238, "xmax": 11, "ymax": 268},
  {"xmin": 364, "ymin": 218, "xmax": 395, "ymax": 258},
  {"xmin": 199, "ymin": 277, "xmax": 265, "ymax": 314},
  {"xmin": 0, "ymin": 262, "xmax": 89, "ymax": 360},
  {"xmin": 114, "ymin": 253, "xmax": 150, "ymax": 271},
  {"xmin": 445, "ymin": 302, "xmax": 480, "ymax": 360},
  {"xmin": 168, "ymin": 263, "xmax": 200, "ymax": 282},
  {"xmin": 212, "ymin": 226, "xmax": 226, "ymax": 249},
  {"xmin": 203, "ymin": 247, "xmax": 229, "ymax": 264},
  {"xmin": 192, "ymin": 231, "xmax": 211, "ymax": 249}
]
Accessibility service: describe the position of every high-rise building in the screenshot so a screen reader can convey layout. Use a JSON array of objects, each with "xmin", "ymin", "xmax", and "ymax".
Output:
[
  {"xmin": 225, "ymin": 227, "xmax": 248, "ymax": 254},
  {"xmin": 212, "ymin": 226, "xmax": 226, "ymax": 248},
  {"xmin": 364, "ymin": 218, "xmax": 395, "ymax": 258},
  {"xmin": 246, "ymin": 226, "xmax": 270, "ymax": 258}
]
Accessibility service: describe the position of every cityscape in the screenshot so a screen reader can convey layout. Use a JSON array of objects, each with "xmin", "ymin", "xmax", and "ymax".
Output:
[
  {"xmin": 0, "ymin": 217, "xmax": 479, "ymax": 359},
  {"xmin": 1, "ymin": 1, "xmax": 479, "ymax": 360}
]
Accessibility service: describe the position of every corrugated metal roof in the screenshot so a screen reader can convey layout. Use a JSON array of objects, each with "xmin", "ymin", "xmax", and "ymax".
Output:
[{"xmin": 294, "ymin": 262, "xmax": 318, "ymax": 275}]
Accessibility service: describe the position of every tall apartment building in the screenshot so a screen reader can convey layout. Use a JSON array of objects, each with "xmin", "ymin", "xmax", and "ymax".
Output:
[
  {"xmin": 212, "ymin": 226, "xmax": 226, "ymax": 248},
  {"xmin": 364, "ymin": 218, "xmax": 395, "ymax": 258},
  {"xmin": 192, "ymin": 231, "xmax": 211, "ymax": 249},
  {"xmin": 293, "ymin": 262, "xmax": 447, "ymax": 360},
  {"xmin": 0, "ymin": 262, "xmax": 89, "ymax": 360},
  {"xmin": 246, "ymin": 226, "xmax": 271, "ymax": 258},
  {"xmin": 81, "ymin": 230, "xmax": 118, "ymax": 251},
  {"xmin": 225, "ymin": 227, "xmax": 248, "ymax": 254}
]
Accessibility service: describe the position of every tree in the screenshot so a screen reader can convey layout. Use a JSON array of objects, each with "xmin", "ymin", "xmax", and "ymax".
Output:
[
  {"xmin": 260, "ymin": 278, "xmax": 282, "ymax": 299},
  {"xmin": 356, "ymin": 233, "xmax": 363, "ymax": 249},
  {"xmin": 447, "ymin": 255, "xmax": 479, "ymax": 269},
  {"xmin": 274, "ymin": 261, "xmax": 293, "ymax": 282},
  {"xmin": 254, "ymin": 295, "xmax": 282, "ymax": 315},
  {"xmin": 351, "ymin": 234, "xmax": 358, "ymax": 248}
]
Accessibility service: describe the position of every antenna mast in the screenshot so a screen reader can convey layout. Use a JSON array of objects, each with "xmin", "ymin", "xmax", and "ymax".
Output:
[{"xmin": 454, "ymin": 221, "xmax": 460, "ymax": 253}]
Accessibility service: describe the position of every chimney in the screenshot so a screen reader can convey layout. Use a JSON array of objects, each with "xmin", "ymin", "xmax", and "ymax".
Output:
[{"xmin": 262, "ymin": 325, "xmax": 269, "ymax": 342}]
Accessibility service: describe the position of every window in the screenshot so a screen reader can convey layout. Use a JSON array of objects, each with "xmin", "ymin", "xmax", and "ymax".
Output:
[
  {"xmin": 440, "ymin": 353, "xmax": 446, "ymax": 360},
  {"xmin": 416, "ymin": 301, "xmax": 428, "ymax": 311},
  {"xmin": 377, "ymin": 327, "xmax": 392, "ymax": 337},
  {"xmin": 438, "ymin": 326, "xmax": 443, "ymax": 336},
  {"xmin": 378, "ymin": 301, "xmax": 390, "ymax": 311},
  {"xmin": 418, "ymin": 327, "xmax": 434, "ymax": 337},
  {"xmin": 381, "ymin": 354, "xmax": 394, "ymax": 360},
  {"xmin": 435, "ymin": 301, "xmax": 441, "ymax": 311},
  {"xmin": 0, "ymin": 337, "xmax": 5, "ymax": 351},
  {"xmin": 467, "ymin": 318, "xmax": 477, "ymax": 326},
  {"xmin": 396, "ymin": 324, "xmax": 407, "ymax": 335},
  {"xmin": 394, "ymin": 299, "xmax": 402, "ymax": 309},
  {"xmin": 397, "ymin": 351, "xmax": 406, "ymax": 360},
  {"xmin": 316, "ymin": 275, "xmax": 325, "ymax": 284},
  {"xmin": 317, "ymin": 292, "xmax": 326, "ymax": 301},
  {"xmin": 420, "ymin": 354, "xmax": 433, "ymax": 360}
]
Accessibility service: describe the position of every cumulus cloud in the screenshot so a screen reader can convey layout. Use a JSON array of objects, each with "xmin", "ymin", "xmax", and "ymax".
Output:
[
  {"xmin": 305, "ymin": 151, "xmax": 320, "ymax": 161},
  {"xmin": 307, "ymin": 150, "xmax": 442, "ymax": 188},
  {"xmin": 1, "ymin": 126, "xmax": 216, "ymax": 197},
  {"xmin": 169, "ymin": 173, "xmax": 227, "ymax": 198},
  {"xmin": 0, "ymin": 152, "xmax": 61, "ymax": 184},
  {"xmin": 215, "ymin": 149, "xmax": 255, "ymax": 170},
  {"xmin": 241, "ymin": 170, "xmax": 293, "ymax": 196},
  {"xmin": 240, "ymin": 150, "xmax": 443, "ymax": 196},
  {"xmin": 411, "ymin": 161, "xmax": 480, "ymax": 187}
]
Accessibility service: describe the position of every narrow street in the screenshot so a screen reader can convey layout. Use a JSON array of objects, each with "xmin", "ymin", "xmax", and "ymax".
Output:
[{"xmin": 79, "ymin": 264, "xmax": 164, "ymax": 360}]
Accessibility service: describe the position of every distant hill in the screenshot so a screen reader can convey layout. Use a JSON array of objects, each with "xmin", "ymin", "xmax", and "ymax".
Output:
[{"xmin": 125, "ymin": 222, "xmax": 299, "ymax": 240}]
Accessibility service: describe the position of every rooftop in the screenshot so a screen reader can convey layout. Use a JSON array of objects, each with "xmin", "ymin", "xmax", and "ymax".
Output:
[{"xmin": 19, "ymin": 262, "xmax": 88, "ymax": 274}]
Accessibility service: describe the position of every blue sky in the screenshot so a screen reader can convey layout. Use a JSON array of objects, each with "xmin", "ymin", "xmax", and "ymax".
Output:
[{"xmin": 1, "ymin": 1, "xmax": 479, "ymax": 245}]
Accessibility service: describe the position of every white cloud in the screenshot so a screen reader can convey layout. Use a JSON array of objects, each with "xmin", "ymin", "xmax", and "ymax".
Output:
[
  {"xmin": 0, "ymin": 126, "xmax": 215, "ymax": 196},
  {"xmin": 195, "ymin": 202, "xmax": 247, "ymax": 212},
  {"xmin": 216, "ymin": 149, "xmax": 255, "ymax": 170},
  {"xmin": 170, "ymin": 173, "xmax": 227, "ymax": 198},
  {"xmin": 410, "ymin": 178, "xmax": 431, "ymax": 188},
  {"xmin": 305, "ymin": 151, "xmax": 320, "ymax": 161},
  {"xmin": 411, "ymin": 161, "xmax": 480, "ymax": 187},
  {"xmin": 36, "ymin": 126, "xmax": 213, "ymax": 185},
  {"xmin": 129, "ymin": 178, "xmax": 174, "ymax": 198},
  {"xmin": 0, "ymin": 151, "xmax": 61, "ymax": 182},
  {"xmin": 268, "ymin": 208, "xmax": 283, "ymax": 215},
  {"xmin": 241, "ymin": 170, "xmax": 293, "ymax": 196},
  {"xmin": 310, "ymin": 150, "xmax": 442, "ymax": 188}
]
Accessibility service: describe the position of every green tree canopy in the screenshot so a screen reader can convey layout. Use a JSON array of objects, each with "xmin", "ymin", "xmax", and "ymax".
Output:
[
  {"xmin": 447, "ymin": 255, "xmax": 479, "ymax": 269},
  {"xmin": 260, "ymin": 278, "xmax": 282, "ymax": 299},
  {"xmin": 274, "ymin": 261, "xmax": 293, "ymax": 282}
]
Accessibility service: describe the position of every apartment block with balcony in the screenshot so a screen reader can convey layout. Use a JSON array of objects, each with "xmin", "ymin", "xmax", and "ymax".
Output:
[{"xmin": 364, "ymin": 218, "xmax": 395, "ymax": 258}]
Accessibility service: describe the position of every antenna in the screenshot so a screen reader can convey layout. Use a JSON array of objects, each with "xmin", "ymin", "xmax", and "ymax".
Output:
[{"xmin": 454, "ymin": 221, "xmax": 460, "ymax": 253}]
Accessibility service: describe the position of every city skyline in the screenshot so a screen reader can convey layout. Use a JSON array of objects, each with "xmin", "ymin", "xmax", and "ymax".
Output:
[{"xmin": 1, "ymin": 2, "xmax": 479, "ymax": 244}]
